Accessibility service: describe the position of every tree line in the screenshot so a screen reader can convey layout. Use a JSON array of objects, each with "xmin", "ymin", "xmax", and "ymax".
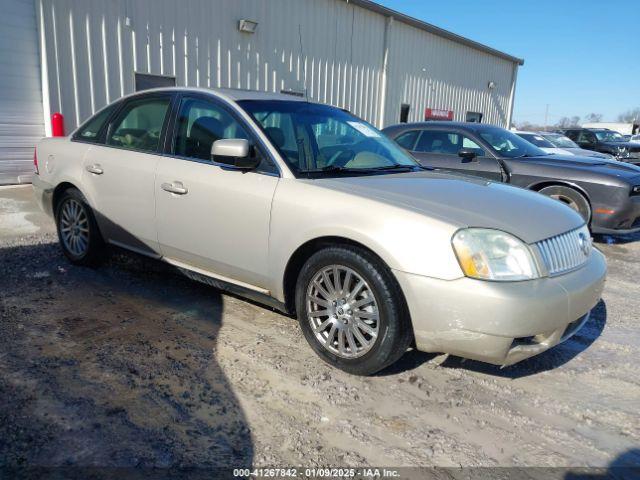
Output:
[{"xmin": 514, "ymin": 107, "xmax": 640, "ymax": 131}]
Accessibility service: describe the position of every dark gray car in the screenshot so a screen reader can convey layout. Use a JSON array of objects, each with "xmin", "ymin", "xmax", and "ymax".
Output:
[{"xmin": 383, "ymin": 122, "xmax": 640, "ymax": 235}]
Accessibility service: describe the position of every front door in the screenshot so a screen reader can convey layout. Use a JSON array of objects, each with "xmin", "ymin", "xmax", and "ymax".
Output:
[
  {"xmin": 81, "ymin": 94, "xmax": 173, "ymax": 255},
  {"xmin": 155, "ymin": 95, "xmax": 279, "ymax": 290},
  {"xmin": 409, "ymin": 129, "xmax": 502, "ymax": 181}
]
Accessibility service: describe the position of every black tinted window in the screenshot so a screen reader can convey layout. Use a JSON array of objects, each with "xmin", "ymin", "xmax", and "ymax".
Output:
[
  {"xmin": 394, "ymin": 130, "xmax": 419, "ymax": 150},
  {"xmin": 107, "ymin": 97, "xmax": 170, "ymax": 152},
  {"xmin": 75, "ymin": 105, "xmax": 115, "ymax": 143}
]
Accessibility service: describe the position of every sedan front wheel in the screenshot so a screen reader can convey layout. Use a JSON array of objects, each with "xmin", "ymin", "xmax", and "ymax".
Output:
[{"xmin": 295, "ymin": 245, "xmax": 413, "ymax": 375}]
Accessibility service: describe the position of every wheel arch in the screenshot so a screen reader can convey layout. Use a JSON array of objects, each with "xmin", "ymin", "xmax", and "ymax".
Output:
[
  {"xmin": 528, "ymin": 180, "xmax": 593, "ymax": 223},
  {"xmin": 281, "ymin": 236, "xmax": 410, "ymax": 320},
  {"xmin": 52, "ymin": 182, "xmax": 81, "ymax": 215},
  {"xmin": 527, "ymin": 179, "xmax": 591, "ymax": 202}
]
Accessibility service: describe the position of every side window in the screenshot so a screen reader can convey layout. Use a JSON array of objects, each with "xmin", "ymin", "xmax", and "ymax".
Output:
[
  {"xmin": 576, "ymin": 131, "xmax": 596, "ymax": 144},
  {"xmin": 75, "ymin": 105, "xmax": 115, "ymax": 143},
  {"xmin": 415, "ymin": 131, "xmax": 484, "ymax": 156},
  {"xmin": 107, "ymin": 97, "xmax": 170, "ymax": 152},
  {"xmin": 395, "ymin": 130, "xmax": 420, "ymax": 150},
  {"xmin": 174, "ymin": 97, "xmax": 277, "ymax": 174},
  {"xmin": 461, "ymin": 136, "xmax": 485, "ymax": 156}
]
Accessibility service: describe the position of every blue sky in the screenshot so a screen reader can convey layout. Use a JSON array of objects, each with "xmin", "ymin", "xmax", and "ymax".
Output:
[{"xmin": 377, "ymin": 0, "xmax": 640, "ymax": 125}]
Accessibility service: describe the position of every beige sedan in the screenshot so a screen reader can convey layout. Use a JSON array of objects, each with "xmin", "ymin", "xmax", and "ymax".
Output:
[{"xmin": 32, "ymin": 88, "xmax": 606, "ymax": 375}]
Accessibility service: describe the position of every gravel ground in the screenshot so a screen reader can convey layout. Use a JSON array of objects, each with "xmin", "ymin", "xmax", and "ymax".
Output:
[{"xmin": 0, "ymin": 186, "xmax": 639, "ymax": 475}]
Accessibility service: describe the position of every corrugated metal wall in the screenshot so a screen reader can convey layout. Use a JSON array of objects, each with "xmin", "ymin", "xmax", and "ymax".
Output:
[
  {"xmin": 35, "ymin": 0, "xmax": 518, "ymax": 134},
  {"xmin": 0, "ymin": 0, "xmax": 45, "ymax": 185},
  {"xmin": 385, "ymin": 18, "xmax": 516, "ymax": 125}
]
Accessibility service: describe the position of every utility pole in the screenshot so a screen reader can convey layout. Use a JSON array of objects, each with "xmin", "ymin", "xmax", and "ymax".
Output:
[{"xmin": 544, "ymin": 104, "xmax": 549, "ymax": 131}]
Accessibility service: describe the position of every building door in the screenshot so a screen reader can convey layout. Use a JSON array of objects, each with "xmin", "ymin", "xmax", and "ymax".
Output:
[{"xmin": 0, "ymin": 0, "xmax": 45, "ymax": 185}]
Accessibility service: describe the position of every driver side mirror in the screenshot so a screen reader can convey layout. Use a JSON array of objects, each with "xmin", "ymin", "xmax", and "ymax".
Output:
[
  {"xmin": 458, "ymin": 148, "xmax": 478, "ymax": 162},
  {"xmin": 211, "ymin": 139, "xmax": 259, "ymax": 170}
]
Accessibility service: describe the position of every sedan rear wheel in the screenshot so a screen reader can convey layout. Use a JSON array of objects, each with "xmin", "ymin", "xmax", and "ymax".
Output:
[{"xmin": 55, "ymin": 188, "xmax": 104, "ymax": 266}]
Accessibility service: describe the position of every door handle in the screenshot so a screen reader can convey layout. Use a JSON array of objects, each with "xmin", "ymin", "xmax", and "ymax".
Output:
[
  {"xmin": 161, "ymin": 181, "xmax": 188, "ymax": 195},
  {"xmin": 86, "ymin": 164, "xmax": 104, "ymax": 175}
]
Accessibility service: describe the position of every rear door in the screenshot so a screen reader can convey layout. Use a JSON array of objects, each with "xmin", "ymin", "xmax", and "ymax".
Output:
[
  {"xmin": 409, "ymin": 129, "xmax": 502, "ymax": 181},
  {"xmin": 81, "ymin": 93, "xmax": 174, "ymax": 255}
]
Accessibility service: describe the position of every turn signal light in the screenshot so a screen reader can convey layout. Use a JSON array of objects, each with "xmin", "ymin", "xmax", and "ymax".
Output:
[{"xmin": 34, "ymin": 148, "xmax": 39, "ymax": 175}]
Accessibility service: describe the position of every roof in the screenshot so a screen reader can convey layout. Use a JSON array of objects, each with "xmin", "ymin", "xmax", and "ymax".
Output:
[
  {"xmin": 384, "ymin": 121, "xmax": 504, "ymax": 131},
  {"xmin": 121, "ymin": 86, "xmax": 313, "ymax": 103},
  {"xmin": 350, "ymin": 0, "xmax": 524, "ymax": 66}
]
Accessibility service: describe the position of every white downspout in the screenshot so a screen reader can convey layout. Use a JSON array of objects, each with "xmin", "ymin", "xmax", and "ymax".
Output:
[
  {"xmin": 378, "ymin": 16, "xmax": 393, "ymax": 129},
  {"xmin": 506, "ymin": 62, "xmax": 519, "ymax": 129}
]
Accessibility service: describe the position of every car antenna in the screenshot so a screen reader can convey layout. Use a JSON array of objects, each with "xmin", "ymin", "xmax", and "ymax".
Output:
[{"xmin": 298, "ymin": 24, "xmax": 310, "ymax": 103}]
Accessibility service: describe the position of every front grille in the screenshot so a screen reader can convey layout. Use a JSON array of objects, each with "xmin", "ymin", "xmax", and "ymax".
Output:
[{"xmin": 535, "ymin": 227, "xmax": 591, "ymax": 276}]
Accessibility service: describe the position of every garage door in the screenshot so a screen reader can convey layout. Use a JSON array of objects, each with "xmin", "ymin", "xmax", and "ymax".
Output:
[{"xmin": 0, "ymin": 0, "xmax": 45, "ymax": 185}]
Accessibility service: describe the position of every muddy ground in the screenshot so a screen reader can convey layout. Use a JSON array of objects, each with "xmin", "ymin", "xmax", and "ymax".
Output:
[{"xmin": 0, "ymin": 185, "xmax": 639, "ymax": 474}]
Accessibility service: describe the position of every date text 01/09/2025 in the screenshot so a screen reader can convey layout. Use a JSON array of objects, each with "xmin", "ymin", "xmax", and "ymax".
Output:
[{"xmin": 232, "ymin": 467, "xmax": 401, "ymax": 478}]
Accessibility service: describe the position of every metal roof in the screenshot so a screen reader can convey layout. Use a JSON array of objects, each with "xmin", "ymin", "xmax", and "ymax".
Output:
[{"xmin": 349, "ymin": 0, "xmax": 525, "ymax": 66}]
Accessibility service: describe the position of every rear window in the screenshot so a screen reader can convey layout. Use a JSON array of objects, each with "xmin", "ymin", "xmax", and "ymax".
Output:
[{"xmin": 74, "ymin": 105, "xmax": 116, "ymax": 143}]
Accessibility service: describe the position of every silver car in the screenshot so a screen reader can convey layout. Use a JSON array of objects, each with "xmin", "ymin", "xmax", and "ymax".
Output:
[{"xmin": 32, "ymin": 88, "xmax": 606, "ymax": 375}]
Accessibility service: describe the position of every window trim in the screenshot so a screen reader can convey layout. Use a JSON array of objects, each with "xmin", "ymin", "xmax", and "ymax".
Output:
[{"xmin": 163, "ymin": 92, "xmax": 281, "ymax": 178}]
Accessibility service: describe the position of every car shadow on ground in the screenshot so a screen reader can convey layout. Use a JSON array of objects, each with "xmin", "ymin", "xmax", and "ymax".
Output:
[
  {"xmin": 593, "ymin": 232, "xmax": 640, "ymax": 246},
  {"xmin": 564, "ymin": 448, "xmax": 640, "ymax": 478},
  {"xmin": 379, "ymin": 300, "xmax": 607, "ymax": 379},
  {"xmin": 0, "ymin": 241, "xmax": 253, "ymax": 472}
]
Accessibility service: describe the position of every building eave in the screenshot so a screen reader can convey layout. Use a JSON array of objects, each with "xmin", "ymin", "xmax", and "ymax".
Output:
[{"xmin": 348, "ymin": 0, "xmax": 525, "ymax": 66}]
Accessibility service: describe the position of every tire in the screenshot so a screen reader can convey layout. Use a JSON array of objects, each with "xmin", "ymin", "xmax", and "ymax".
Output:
[
  {"xmin": 295, "ymin": 245, "xmax": 413, "ymax": 375},
  {"xmin": 538, "ymin": 185, "xmax": 591, "ymax": 224},
  {"xmin": 55, "ymin": 188, "xmax": 105, "ymax": 267}
]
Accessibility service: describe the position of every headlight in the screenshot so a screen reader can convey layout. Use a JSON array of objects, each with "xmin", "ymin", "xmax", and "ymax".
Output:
[{"xmin": 452, "ymin": 228, "xmax": 540, "ymax": 281}]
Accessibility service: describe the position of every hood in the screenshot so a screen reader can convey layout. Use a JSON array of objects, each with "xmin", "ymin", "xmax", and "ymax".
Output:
[
  {"xmin": 540, "ymin": 147, "xmax": 573, "ymax": 155},
  {"xmin": 601, "ymin": 141, "xmax": 640, "ymax": 151},
  {"xmin": 312, "ymin": 171, "xmax": 584, "ymax": 244},
  {"xmin": 563, "ymin": 148, "xmax": 612, "ymax": 159},
  {"xmin": 518, "ymin": 153, "xmax": 640, "ymax": 180}
]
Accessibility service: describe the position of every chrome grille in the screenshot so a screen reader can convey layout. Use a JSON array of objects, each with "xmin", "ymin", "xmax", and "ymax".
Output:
[{"xmin": 535, "ymin": 226, "xmax": 591, "ymax": 276}]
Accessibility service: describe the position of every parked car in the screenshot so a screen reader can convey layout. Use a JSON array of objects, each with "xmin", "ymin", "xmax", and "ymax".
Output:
[
  {"xmin": 512, "ymin": 131, "xmax": 568, "ymax": 155},
  {"xmin": 384, "ymin": 121, "xmax": 640, "ymax": 235},
  {"xmin": 33, "ymin": 88, "xmax": 606, "ymax": 375},
  {"xmin": 631, "ymin": 134, "xmax": 640, "ymax": 145},
  {"xmin": 563, "ymin": 128, "xmax": 640, "ymax": 162},
  {"xmin": 537, "ymin": 132, "xmax": 615, "ymax": 159}
]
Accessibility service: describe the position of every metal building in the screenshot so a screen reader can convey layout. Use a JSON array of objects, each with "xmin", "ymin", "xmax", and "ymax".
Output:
[{"xmin": 1, "ymin": 0, "xmax": 523, "ymax": 185}]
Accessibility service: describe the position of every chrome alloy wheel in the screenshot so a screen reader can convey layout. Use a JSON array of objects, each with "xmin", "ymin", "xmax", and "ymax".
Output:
[
  {"xmin": 59, "ymin": 198, "xmax": 90, "ymax": 257},
  {"xmin": 548, "ymin": 193, "xmax": 580, "ymax": 213},
  {"xmin": 306, "ymin": 265, "xmax": 380, "ymax": 359}
]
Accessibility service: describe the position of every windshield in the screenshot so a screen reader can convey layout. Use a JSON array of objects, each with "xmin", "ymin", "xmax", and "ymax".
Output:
[
  {"xmin": 594, "ymin": 130, "xmax": 625, "ymax": 142},
  {"xmin": 479, "ymin": 127, "xmax": 547, "ymax": 158},
  {"xmin": 238, "ymin": 100, "xmax": 420, "ymax": 175},
  {"xmin": 542, "ymin": 134, "xmax": 578, "ymax": 148},
  {"xmin": 517, "ymin": 133, "xmax": 555, "ymax": 148}
]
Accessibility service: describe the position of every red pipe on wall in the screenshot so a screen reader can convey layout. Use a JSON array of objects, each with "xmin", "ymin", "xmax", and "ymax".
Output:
[{"xmin": 52, "ymin": 112, "xmax": 65, "ymax": 137}]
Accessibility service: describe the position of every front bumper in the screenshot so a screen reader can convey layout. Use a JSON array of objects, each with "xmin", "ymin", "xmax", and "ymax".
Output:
[
  {"xmin": 591, "ymin": 194, "xmax": 640, "ymax": 235},
  {"xmin": 394, "ymin": 249, "xmax": 606, "ymax": 366}
]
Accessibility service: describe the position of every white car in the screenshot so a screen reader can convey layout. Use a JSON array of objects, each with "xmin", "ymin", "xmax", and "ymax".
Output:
[
  {"xmin": 32, "ymin": 88, "xmax": 606, "ymax": 375},
  {"xmin": 513, "ymin": 131, "xmax": 568, "ymax": 155},
  {"xmin": 515, "ymin": 131, "xmax": 614, "ymax": 159}
]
